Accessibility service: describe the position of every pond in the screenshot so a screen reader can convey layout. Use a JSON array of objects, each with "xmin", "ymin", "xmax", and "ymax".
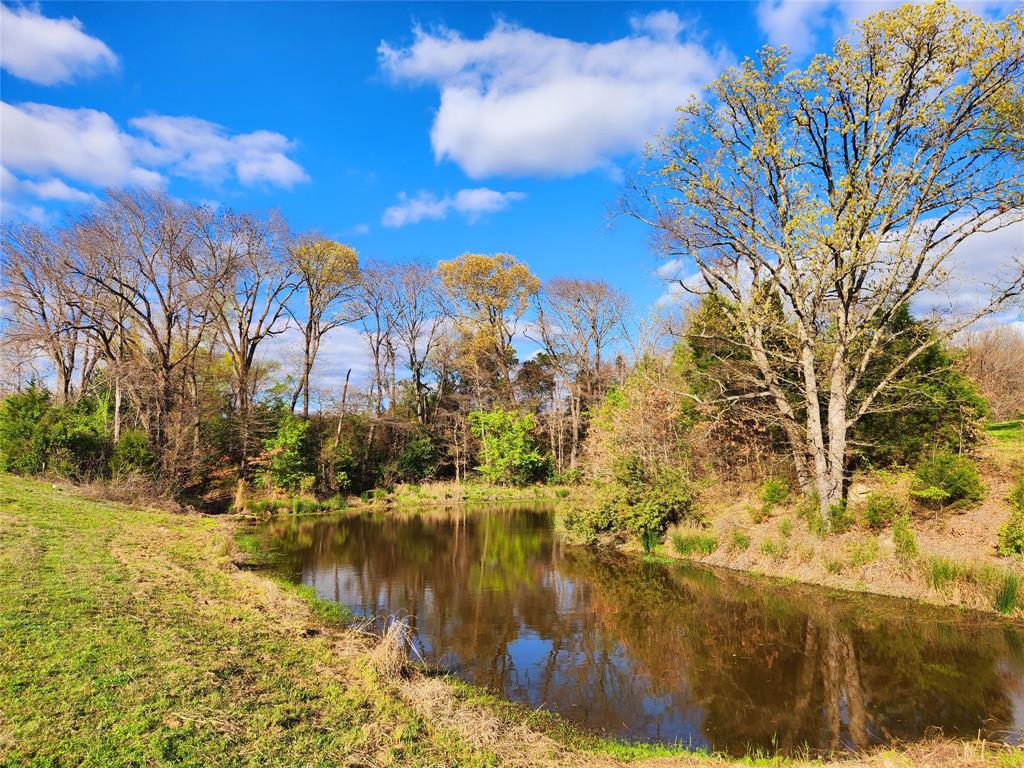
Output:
[{"xmin": 250, "ymin": 503, "xmax": 1024, "ymax": 756}]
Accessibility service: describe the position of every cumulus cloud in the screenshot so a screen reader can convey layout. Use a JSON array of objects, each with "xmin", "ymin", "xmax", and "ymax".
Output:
[
  {"xmin": 0, "ymin": 101, "xmax": 308, "ymax": 216},
  {"xmin": 0, "ymin": 3, "xmax": 118, "ymax": 85},
  {"xmin": 381, "ymin": 187, "xmax": 524, "ymax": 228},
  {"xmin": 379, "ymin": 13, "xmax": 726, "ymax": 178}
]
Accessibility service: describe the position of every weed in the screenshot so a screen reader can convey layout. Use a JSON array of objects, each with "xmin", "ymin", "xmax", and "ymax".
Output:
[
  {"xmin": 640, "ymin": 526, "xmax": 660, "ymax": 554},
  {"xmin": 761, "ymin": 478, "xmax": 790, "ymax": 505},
  {"xmin": 760, "ymin": 538, "xmax": 786, "ymax": 559},
  {"xmin": 846, "ymin": 536, "xmax": 880, "ymax": 567},
  {"xmin": 996, "ymin": 573, "xmax": 1019, "ymax": 615},
  {"xmin": 671, "ymin": 530, "xmax": 718, "ymax": 556},
  {"xmin": 729, "ymin": 529, "xmax": 751, "ymax": 552},
  {"xmin": 778, "ymin": 518, "xmax": 793, "ymax": 538},
  {"xmin": 864, "ymin": 492, "xmax": 905, "ymax": 530},
  {"xmin": 927, "ymin": 557, "xmax": 968, "ymax": 591},
  {"xmin": 555, "ymin": 487, "xmax": 571, "ymax": 499},
  {"xmin": 824, "ymin": 557, "xmax": 843, "ymax": 574},
  {"xmin": 892, "ymin": 514, "xmax": 918, "ymax": 560}
]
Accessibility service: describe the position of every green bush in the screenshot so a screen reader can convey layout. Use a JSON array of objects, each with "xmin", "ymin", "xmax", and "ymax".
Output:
[
  {"xmin": 864, "ymin": 492, "xmax": 905, "ymax": 529},
  {"xmin": 910, "ymin": 452, "xmax": 984, "ymax": 509},
  {"xmin": 263, "ymin": 415, "xmax": 315, "ymax": 493},
  {"xmin": 395, "ymin": 434, "xmax": 436, "ymax": 482},
  {"xmin": 893, "ymin": 514, "xmax": 919, "ymax": 560},
  {"xmin": 109, "ymin": 429, "xmax": 154, "ymax": 477},
  {"xmin": 0, "ymin": 385, "xmax": 52, "ymax": 474},
  {"xmin": 671, "ymin": 530, "xmax": 718, "ymax": 556},
  {"xmin": 761, "ymin": 478, "xmax": 790, "ymax": 505},
  {"xmin": 468, "ymin": 408, "xmax": 548, "ymax": 486},
  {"xmin": 564, "ymin": 457, "xmax": 697, "ymax": 542}
]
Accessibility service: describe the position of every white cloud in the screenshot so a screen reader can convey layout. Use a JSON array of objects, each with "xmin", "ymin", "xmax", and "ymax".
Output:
[
  {"xmin": 0, "ymin": 3, "xmax": 117, "ymax": 85},
  {"xmin": 755, "ymin": 0, "xmax": 1017, "ymax": 59},
  {"xmin": 381, "ymin": 187, "xmax": 524, "ymax": 228},
  {"xmin": 379, "ymin": 13, "xmax": 726, "ymax": 178},
  {"xmin": 130, "ymin": 116, "xmax": 308, "ymax": 187},
  {"xmin": 0, "ymin": 101, "xmax": 308, "ymax": 213}
]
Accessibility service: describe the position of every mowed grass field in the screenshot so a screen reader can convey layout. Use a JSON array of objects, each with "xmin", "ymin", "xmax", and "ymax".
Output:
[{"xmin": 1, "ymin": 473, "xmax": 1020, "ymax": 768}]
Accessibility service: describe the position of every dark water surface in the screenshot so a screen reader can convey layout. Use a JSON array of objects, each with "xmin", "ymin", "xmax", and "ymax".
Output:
[{"xmin": 253, "ymin": 504, "xmax": 1024, "ymax": 755}]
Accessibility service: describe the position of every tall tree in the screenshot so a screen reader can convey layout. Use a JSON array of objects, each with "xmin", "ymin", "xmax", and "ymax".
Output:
[
  {"xmin": 288, "ymin": 236, "xmax": 360, "ymax": 417},
  {"xmin": 630, "ymin": 2, "xmax": 1024, "ymax": 522},
  {"xmin": 438, "ymin": 252, "xmax": 539, "ymax": 404},
  {"xmin": 198, "ymin": 209, "xmax": 294, "ymax": 472}
]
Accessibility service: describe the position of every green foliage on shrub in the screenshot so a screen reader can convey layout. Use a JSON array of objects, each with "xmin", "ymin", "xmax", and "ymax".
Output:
[
  {"xmin": 996, "ymin": 479, "xmax": 1024, "ymax": 557},
  {"xmin": 864, "ymin": 492, "xmax": 905, "ymax": 529},
  {"xmin": 468, "ymin": 409, "xmax": 547, "ymax": 486},
  {"xmin": 0, "ymin": 386, "xmax": 116, "ymax": 480},
  {"xmin": 564, "ymin": 455, "xmax": 697, "ymax": 542},
  {"xmin": 109, "ymin": 429, "xmax": 153, "ymax": 477},
  {"xmin": 910, "ymin": 452, "xmax": 984, "ymax": 509},
  {"xmin": 893, "ymin": 515, "xmax": 919, "ymax": 560},
  {"xmin": 761, "ymin": 478, "xmax": 790, "ymax": 505},
  {"xmin": 263, "ymin": 415, "xmax": 315, "ymax": 492},
  {"xmin": 395, "ymin": 434, "xmax": 436, "ymax": 482},
  {"xmin": 671, "ymin": 530, "xmax": 718, "ymax": 556},
  {"xmin": 0, "ymin": 385, "xmax": 53, "ymax": 474}
]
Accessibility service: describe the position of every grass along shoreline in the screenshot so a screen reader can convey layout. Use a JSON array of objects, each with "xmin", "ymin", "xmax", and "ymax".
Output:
[{"xmin": 4, "ymin": 473, "xmax": 1020, "ymax": 767}]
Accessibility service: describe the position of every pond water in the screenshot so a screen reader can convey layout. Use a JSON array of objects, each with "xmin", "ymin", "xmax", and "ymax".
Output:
[{"xmin": 252, "ymin": 503, "xmax": 1024, "ymax": 756}]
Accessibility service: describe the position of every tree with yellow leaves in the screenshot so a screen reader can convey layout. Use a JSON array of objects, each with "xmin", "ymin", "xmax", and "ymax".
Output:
[
  {"xmin": 631, "ymin": 1, "xmax": 1024, "ymax": 524},
  {"xmin": 288, "ymin": 236, "xmax": 360, "ymax": 418},
  {"xmin": 438, "ymin": 253, "xmax": 540, "ymax": 404}
]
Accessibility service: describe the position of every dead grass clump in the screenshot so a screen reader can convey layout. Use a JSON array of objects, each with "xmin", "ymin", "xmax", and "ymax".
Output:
[{"xmin": 370, "ymin": 617, "xmax": 415, "ymax": 679}]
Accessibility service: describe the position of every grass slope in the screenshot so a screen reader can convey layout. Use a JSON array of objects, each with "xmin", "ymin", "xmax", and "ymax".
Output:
[{"xmin": 0, "ymin": 474, "xmax": 1019, "ymax": 768}]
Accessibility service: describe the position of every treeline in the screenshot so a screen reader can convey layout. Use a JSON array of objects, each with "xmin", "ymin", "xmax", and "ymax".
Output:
[{"xmin": 0, "ymin": 189, "xmax": 632, "ymax": 506}]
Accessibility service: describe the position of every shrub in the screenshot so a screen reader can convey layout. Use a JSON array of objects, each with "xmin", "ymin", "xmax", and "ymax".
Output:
[
  {"xmin": 554, "ymin": 487, "xmax": 570, "ymax": 499},
  {"xmin": 729, "ymin": 529, "xmax": 751, "ymax": 551},
  {"xmin": 468, "ymin": 408, "xmax": 548, "ymax": 486},
  {"xmin": 750, "ymin": 504, "xmax": 771, "ymax": 524},
  {"xmin": 38, "ymin": 396, "xmax": 112, "ymax": 480},
  {"xmin": 395, "ymin": 434, "xmax": 436, "ymax": 482},
  {"xmin": 864, "ymin": 492, "xmax": 905, "ymax": 529},
  {"xmin": 892, "ymin": 515, "xmax": 919, "ymax": 560},
  {"xmin": 549, "ymin": 467, "xmax": 582, "ymax": 485},
  {"xmin": 910, "ymin": 452, "xmax": 984, "ymax": 509},
  {"xmin": 671, "ymin": 530, "xmax": 718, "ymax": 556},
  {"xmin": 263, "ymin": 415, "xmax": 316, "ymax": 493},
  {"xmin": 109, "ymin": 429, "xmax": 154, "ymax": 477},
  {"xmin": 778, "ymin": 517, "xmax": 793, "ymax": 538},
  {"xmin": 0, "ymin": 384, "xmax": 52, "ymax": 475},
  {"xmin": 828, "ymin": 501, "xmax": 852, "ymax": 533},
  {"xmin": 998, "ymin": 479, "xmax": 1024, "ymax": 558},
  {"xmin": 564, "ymin": 458, "xmax": 697, "ymax": 542},
  {"xmin": 761, "ymin": 478, "xmax": 790, "ymax": 505}
]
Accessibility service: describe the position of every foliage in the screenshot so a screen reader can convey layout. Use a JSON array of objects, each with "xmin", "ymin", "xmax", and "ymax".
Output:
[
  {"xmin": 760, "ymin": 478, "xmax": 790, "ymax": 505},
  {"xmin": 729, "ymin": 529, "xmax": 751, "ymax": 552},
  {"xmin": 759, "ymin": 538, "xmax": 785, "ymax": 559},
  {"xmin": 996, "ymin": 479, "xmax": 1024, "ymax": 557},
  {"xmin": 864, "ymin": 492, "xmax": 905, "ymax": 530},
  {"xmin": 910, "ymin": 452, "xmax": 985, "ymax": 509},
  {"xmin": 996, "ymin": 573, "xmax": 1019, "ymax": 615},
  {"xmin": 927, "ymin": 557, "xmax": 969, "ymax": 591},
  {"xmin": 893, "ymin": 515, "xmax": 919, "ymax": 560},
  {"xmin": 468, "ymin": 408, "xmax": 547, "ymax": 486},
  {"xmin": 395, "ymin": 434, "xmax": 436, "ymax": 483},
  {"xmin": 109, "ymin": 429, "xmax": 154, "ymax": 477},
  {"xmin": 0, "ymin": 384, "xmax": 52, "ymax": 474},
  {"xmin": 262, "ymin": 415, "xmax": 315, "ymax": 493},
  {"xmin": 565, "ymin": 456, "xmax": 697, "ymax": 541}
]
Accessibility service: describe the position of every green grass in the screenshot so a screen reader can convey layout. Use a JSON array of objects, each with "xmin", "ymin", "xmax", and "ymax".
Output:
[
  {"xmin": 0, "ymin": 475, "xmax": 494, "ymax": 767},
  {"xmin": 671, "ymin": 530, "xmax": 718, "ymax": 556}
]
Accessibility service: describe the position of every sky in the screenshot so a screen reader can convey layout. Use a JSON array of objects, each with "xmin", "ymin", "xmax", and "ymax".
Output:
[{"xmin": 1, "ymin": 1, "xmax": 1021, "ymax": 394}]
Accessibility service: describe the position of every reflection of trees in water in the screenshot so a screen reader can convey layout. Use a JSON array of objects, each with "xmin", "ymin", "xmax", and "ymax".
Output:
[{"xmin": 253, "ymin": 510, "xmax": 1024, "ymax": 755}]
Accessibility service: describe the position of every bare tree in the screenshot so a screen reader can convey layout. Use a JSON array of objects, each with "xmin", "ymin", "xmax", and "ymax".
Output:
[
  {"xmin": 198, "ymin": 208, "xmax": 294, "ymax": 472},
  {"xmin": 629, "ymin": 3, "xmax": 1024, "ymax": 521},
  {"xmin": 533, "ymin": 278, "xmax": 629, "ymax": 468},
  {"xmin": 961, "ymin": 324, "xmax": 1024, "ymax": 421}
]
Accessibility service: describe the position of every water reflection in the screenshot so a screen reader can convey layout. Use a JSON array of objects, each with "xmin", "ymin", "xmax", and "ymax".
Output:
[{"xmin": 254, "ymin": 505, "xmax": 1024, "ymax": 755}]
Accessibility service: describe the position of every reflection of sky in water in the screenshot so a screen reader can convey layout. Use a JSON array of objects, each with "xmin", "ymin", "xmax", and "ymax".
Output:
[{"xmin": 263, "ymin": 507, "xmax": 1024, "ymax": 755}]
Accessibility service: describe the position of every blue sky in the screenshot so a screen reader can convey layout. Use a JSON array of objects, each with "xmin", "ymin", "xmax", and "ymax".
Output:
[{"xmin": 1, "ymin": 0, "xmax": 1019, "ymax": 356}]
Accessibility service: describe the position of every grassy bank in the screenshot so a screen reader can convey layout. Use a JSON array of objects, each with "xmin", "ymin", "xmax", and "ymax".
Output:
[
  {"xmin": 0, "ymin": 474, "xmax": 1019, "ymax": 767},
  {"xmin": 640, "ymin": 424, "xmax": 1024, "ymax": 618}
]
